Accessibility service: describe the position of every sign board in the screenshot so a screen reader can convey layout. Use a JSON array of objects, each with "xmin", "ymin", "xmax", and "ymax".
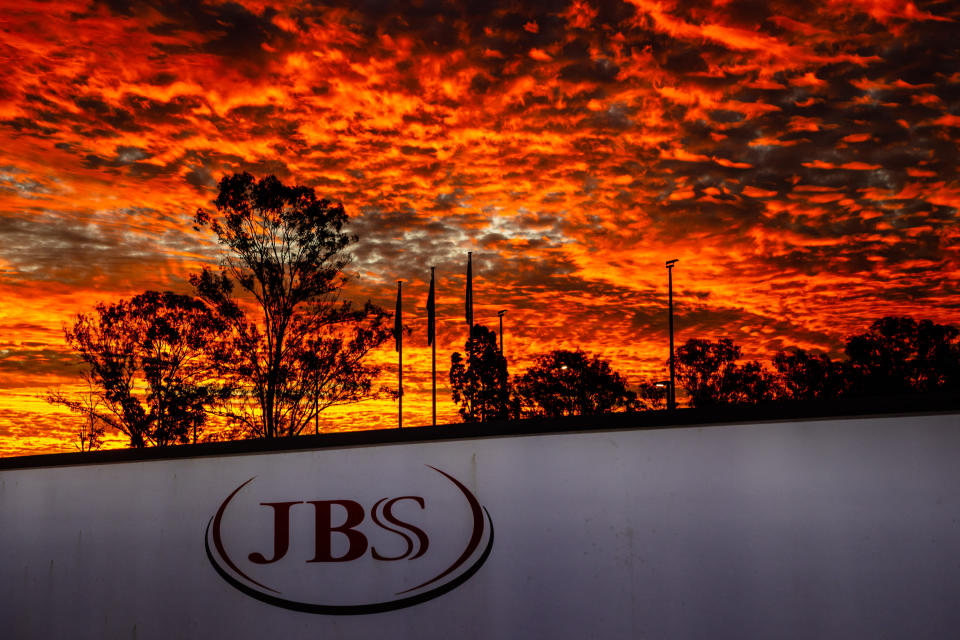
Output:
[{"xmin": 2, "ymin": 412, "xmax": 959, "ymax": 639}]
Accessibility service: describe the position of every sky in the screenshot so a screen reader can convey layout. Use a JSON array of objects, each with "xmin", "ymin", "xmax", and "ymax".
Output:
[{"xmin": 1, "ymin": 0, "xmax": 958, "ymax": 455}]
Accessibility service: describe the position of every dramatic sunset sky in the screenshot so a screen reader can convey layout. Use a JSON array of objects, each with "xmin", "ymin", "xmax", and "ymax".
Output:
[{"xmin": 1, "ymin": 0, "xmax": 958, "ymax": 455}]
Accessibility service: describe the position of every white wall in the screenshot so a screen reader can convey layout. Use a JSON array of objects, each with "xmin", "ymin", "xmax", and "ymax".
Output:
[{"xmin": 2, "ymin": 412, "xmax": 959, "ymax": 639}]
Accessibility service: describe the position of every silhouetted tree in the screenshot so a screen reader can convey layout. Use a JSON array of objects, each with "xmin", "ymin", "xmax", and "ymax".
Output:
[
  {"xmin": 66, "ymin": 378, "xmax": 106, "ymax": 452},
  {"xmin": 450, "ymin": 325, "xmax": 515, "ymax": 422},
  {"xmin": 76, "ymin": 410, "xmax": 106, "ymax": 452},
  {"xmin": 675, "ymin": 338, "xmax": 778, "ymax": 407},
  {"xmin": 844, "ymin": 317, "xmax": 960, "ymax": 396},
  {"xmin": 515, "ymin": 349, "xmax": 637, "ymax": 417},
  {"xmin": 675, "ymin": 338, "xmax": 738, "ymax": 407},
  {"xmin": 715, "ymin": 359, "xmax": 779, "ymax": 405},
  {"xmin": 300, "ymin": 302, "xmax": 395, "ymax": 429},
  {"xmin": 192, "ymin": 172, "xmax": 391, "ymax": 438},
  {"xmin": 47, "ymin": 291, "xmax": 231, "ymax": 447},
  {"xmin": 774, "ymin": 349, "xmax": 846, "ymax": 401},
  {"xmin": 636, "ymin": 381, "xmax": 669, "ymax": 410}
]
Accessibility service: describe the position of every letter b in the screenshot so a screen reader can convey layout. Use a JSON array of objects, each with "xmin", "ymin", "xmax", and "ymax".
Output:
[{"xmin": 306, "ymin": 500, "xmax": 368, "ymax": 562}]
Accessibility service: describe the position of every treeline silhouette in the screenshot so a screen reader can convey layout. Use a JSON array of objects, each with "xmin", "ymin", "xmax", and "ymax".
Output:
[
  {"xmin": 677, "ymin": 316, "xmax": 959, "ymax": 406},
  {"xmin": 449, "ymin": 316, "xmax": 960, "ymax": 421},
  {"xmin": 44, "ymin": 173, "xmax": 959, "ymax": 452},
  {"xmin": 449, "ymin": 325, "xmax": 636, "ymax": 421},
  {"xmin": 48, "ymin": 173, "xmax": 393, "ymax": 450}
]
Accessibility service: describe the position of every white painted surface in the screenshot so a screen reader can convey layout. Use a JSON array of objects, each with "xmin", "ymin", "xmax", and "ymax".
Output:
[{"xmin": 2, "ymin": 413, "xmax": 959, "ymax": 639}]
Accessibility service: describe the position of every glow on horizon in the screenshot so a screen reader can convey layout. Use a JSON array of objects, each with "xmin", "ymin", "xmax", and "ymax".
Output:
[{"xmin": 1, "ymin": 0, "xmax": 958, "ymax": 455}]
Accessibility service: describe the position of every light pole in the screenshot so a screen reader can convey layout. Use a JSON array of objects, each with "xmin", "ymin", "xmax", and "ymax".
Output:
[
  {"xmin": 497, "ymin": 309, "xmax": 506, "ymax": 354},
  {"xmin": 666, "ymin": 259, "xmax": 678, "ymax": 411}
]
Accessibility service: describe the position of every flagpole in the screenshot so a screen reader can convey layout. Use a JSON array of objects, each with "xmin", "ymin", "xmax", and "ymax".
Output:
[
  {"xmin": 430, "ymin": 267, "xmax": 437, "ymax": 427},
  {"xmin": 497, "ymin": 309, "xmax": 506, "ymax": 354},
  {"xmin": 466, "ymin": 251, "xmax": 473, "ymax": 336},
  {"xmin": 396, "ymin": 280, "xmax": 403, "ymax": 429}
]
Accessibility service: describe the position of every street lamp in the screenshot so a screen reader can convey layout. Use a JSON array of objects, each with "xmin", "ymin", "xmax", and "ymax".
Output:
[{"xmin": 666, "ymin": 259, "xmax": 678, "ymax": 411}]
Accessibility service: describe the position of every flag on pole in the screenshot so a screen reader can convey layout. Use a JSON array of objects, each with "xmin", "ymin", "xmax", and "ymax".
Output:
[
  {"xmin": 426, "ymin": 268, "xmax": 436, "ymax": 346},
  {"xmin": 428, "ymin": 266, "xmax": 437, "ymax": 427},
  {"xmin": 394, "ymin": 281, "xmax": 402, "ymax": 352},
  {"xmin": 395, "ymin": 280, "xmax": 403, "ymax": 427},
  {"xmin": 465, "ymin": 251, "xmax": 473, "ymax": 327}
]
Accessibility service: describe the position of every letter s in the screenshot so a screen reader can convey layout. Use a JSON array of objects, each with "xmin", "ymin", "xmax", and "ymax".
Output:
[{"xmin": 371, "ymin": 496, "xmax": 429, "ymax": 561}]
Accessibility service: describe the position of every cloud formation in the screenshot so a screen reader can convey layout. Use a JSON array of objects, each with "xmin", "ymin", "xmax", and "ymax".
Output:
[{"xmin": 1, "ymin": 0, "xmax": 958, "ymax": 453}]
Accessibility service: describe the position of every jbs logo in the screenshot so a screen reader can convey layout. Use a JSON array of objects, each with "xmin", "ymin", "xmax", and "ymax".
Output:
[
  {"xmin": 205, "ymin": 465, "xmax": 494, "ymax": 614},
  {"xmin": 248, "ymin": 497, "xmax": 429, "ymax": 564}
]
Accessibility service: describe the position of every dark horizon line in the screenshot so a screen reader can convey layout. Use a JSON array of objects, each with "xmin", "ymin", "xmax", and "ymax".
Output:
[{"xmin": 4, "ymin": 391, "xmax": 958, "ymax": 469}]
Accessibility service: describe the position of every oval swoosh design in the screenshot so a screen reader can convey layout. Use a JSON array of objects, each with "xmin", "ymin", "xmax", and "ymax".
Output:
[{"xmin": 205, "ymin": 465, "xmax": 494, "ymax": 615}]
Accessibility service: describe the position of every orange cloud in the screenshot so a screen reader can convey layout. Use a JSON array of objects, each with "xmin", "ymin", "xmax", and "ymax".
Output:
[{"xmin": 1, "ymin": 0, "xmax": 958, "ymax": 456}]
